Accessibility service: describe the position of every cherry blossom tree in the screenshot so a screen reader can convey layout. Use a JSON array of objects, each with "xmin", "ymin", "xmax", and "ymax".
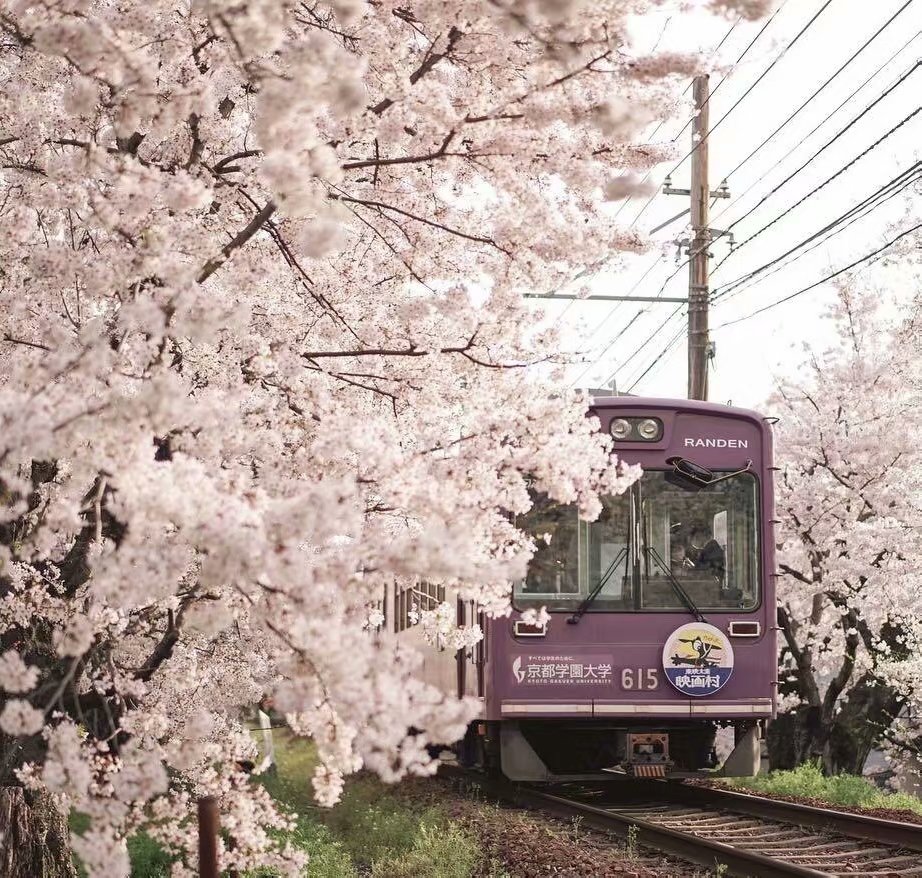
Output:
[
  {"xmin": 768, "ymin": 285, "xmax": 922, "ymax": 777},
  {"xmin": 0, "ymin": 0, "xmax": 764, "ymax": 874}
]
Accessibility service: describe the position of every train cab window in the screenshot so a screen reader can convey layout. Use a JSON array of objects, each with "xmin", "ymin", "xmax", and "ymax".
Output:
[
  {"xmin": 514, "ymin": 472, "xmax": 759, "ymax": 613},
  {"xmin": 515, "ymin": 489, "xmax": 633, "ymax": 612},
  {"xmin": 638, "ymin": 471, "xmax": 759, "ymax": 611}
]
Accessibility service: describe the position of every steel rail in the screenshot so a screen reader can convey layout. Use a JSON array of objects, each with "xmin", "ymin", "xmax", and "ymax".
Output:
[
  {"xmin": 519, "ymin": 786, "xmax": 829, "ymax": 878},
  {"xmin": 648, "ymin": 779, "xmax": 922, "ymax": 853},
  {"xmin": 440, "ymin": 764, "xmax": 922, "ymax": 877}
]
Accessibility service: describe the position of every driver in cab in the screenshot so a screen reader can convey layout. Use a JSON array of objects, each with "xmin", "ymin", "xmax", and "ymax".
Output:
[{"xmin": 684, "ymin": 524, "xmax": 726, "ymax": 583}]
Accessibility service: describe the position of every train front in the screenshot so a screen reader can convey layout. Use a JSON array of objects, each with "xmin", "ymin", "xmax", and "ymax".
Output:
[{"xmin": 486, "ymin": 398, "xmax": 776, "ymax": 781}]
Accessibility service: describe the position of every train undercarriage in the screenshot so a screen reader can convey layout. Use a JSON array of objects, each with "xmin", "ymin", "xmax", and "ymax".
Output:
[{"xmin": 460, "ymin": 718, "xmax": 763, "ymax": 781}]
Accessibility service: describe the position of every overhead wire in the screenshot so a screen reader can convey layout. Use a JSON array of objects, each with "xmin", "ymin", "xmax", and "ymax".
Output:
[
  {"xmin": 619, "ymin": 13, "xmax": 746, "ymax": 231},
  {"xmin": 575, "ymin": 0, "xmax": 891, "ymax": 392},
  {"xmin": 604, "ymin": 16, "xmax": 682, "ymax": 225},
  {"xmin": 564, "ymin": 12, "xmax": 750, "ymax": 384},
  {"xmin": 571, "ymin": 8, "xmax": 779, "ymax": 386},
  {"xmin": 708, "ymin": 27, "xmax": 922, "ymax": 230},
  {"xmin": 713, "ymin": 164, "xmax": 922, "ymax": 305},
  {"xmin": 626, "ymin": 322, "xmax": 688, "ymax": 393},
  {"xmin": 663, "ymin": 0, "xmax": 836, "ymax": 180},
  {"xmin": 714, "ymin": 220, "xmax": 922, "ymax": 329},
  {"xmin": 582, "ymin": 257, "xmax": 663, "ymax": 342},
  {"xmin": 710, "ymin": 104, "xmax": 922, "ymax": 276},
  {"xmin": 719, "ymin": 0, "xmax": 916, "ymax": 182},
  {"xmin": 667, "ymin": 12, "xmax": 761, "ymax": 144},
  {"xmin": 577, "ymin": 2, "xmax": 822, "ymax": 390},
  {"xmin": 546, "ymin": 14, "xmax": 683, "ymax": 330},
  {"xmin": 620, "ymin": 1, "xmax": 918, "ymax": 388},
  {"xmin": 712, "ymin": 161, "xmax": 922, "ymax": 300},
  {"xmin": 599, "ymin": 303, "xmax": 684, "ymax": 387},
  {"xmin": 714, "ymin": 58, "xmax": 921, "ymax": 238},
  {"xmin": 630, "ymin": 4, "xmax": 786, "ymax": 228},
  {"xmin": 619, "ymin": 1, "xmax": 903, "ymax": 391},
  {"xmin": 569, "ymin": 251, "xmax": 692, "ymax": 386}
]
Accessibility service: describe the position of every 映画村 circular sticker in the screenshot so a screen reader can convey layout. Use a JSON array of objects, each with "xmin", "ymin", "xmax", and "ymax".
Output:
[{"xmin": 662, "ymin": 622, "xmax": 734, "ymax": 696}]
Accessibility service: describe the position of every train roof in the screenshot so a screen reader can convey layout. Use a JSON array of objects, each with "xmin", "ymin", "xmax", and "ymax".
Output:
[{"xmin": 586, "ymin": 395, "xmax": 769, "ymax": 427}]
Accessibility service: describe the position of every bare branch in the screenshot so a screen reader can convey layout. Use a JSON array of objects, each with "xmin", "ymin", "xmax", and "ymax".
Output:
[{"xmin": 196, "ymin": 200, "xmax": 276, "ymax": 283}]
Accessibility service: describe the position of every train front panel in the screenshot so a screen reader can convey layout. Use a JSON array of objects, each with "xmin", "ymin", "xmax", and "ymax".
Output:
[{"xmin": 481, "ymin": 398, "xmax": 776, "ymax": 780}]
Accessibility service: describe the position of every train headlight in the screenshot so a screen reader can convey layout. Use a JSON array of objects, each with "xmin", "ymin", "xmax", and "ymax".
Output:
[
  {"xmin": 610, "ymin": 418, "xmax": 632, "ymax": 440},
  {"xmin": 638, "ymin": 418, "xmax": 661, "ymax": 440}
]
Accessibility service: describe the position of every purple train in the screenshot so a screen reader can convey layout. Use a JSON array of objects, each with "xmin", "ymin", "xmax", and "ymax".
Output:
[{"xmin": 391, "ymin": 397, "xmax": 777, "ymax": 780}]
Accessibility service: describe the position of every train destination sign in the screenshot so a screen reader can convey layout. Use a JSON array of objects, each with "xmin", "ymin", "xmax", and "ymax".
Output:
[
  {"xmin": 662, "ymin": 622, "xmax": 734, "ymax": 696},
  {"xmin": 512, "ymin": 654, "xmax": 614, "ymax": 686},
  {"xmin": 683, "ymin": 437, "xmax": 749, "ymax": 448}
]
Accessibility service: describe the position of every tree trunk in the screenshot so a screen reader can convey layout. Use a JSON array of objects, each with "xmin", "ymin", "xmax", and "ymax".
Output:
[
  {"xmin": 768, "ymin": 679, "xmax": 904, "ymax": 776},
  {"xmin": 767, "ymin": 705, "xmax": 827, "ymax": 770},
  {"xmin": 824, "ymin": 679, "xmax": 904, "ymax": 776},
  {"xmin": 0, "ymin": 787, "xmax": 76, "ymax": 878}
]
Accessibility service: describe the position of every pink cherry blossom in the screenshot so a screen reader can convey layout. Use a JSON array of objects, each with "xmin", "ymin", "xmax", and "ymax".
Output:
[
  {"xmin": 0, "ymin": 650, "xmax": 40, "ymax": 694},
  {"xmin": 0, "ymin": 0, "xmax": 762, "ymax": 872},
  {"xmin": 0, "ymin": 700, "xmax": 45, "ymax": 736},
  {"xmin": 770, "ymin": 283, "xmax": 922, "ymax": 775}
]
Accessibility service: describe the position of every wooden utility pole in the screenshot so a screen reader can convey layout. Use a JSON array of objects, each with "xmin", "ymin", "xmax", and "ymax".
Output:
[
  {"xmin": 663, "ymin": 74, "xmax": 731, "ymax": 401},
  {"xmin": 688, "ymin": 75, "xmax": 711, "ymax": 402}
]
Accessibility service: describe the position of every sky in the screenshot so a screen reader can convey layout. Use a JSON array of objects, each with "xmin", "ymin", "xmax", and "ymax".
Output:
[{"xmin": 545, "ymin": 0, "xmax": 921, "ymax": 409}]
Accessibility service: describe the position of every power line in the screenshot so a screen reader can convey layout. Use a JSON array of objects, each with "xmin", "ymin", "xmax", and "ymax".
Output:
[
  {"xmin": 583, "ymin": 256, "xmax": 664, "ymax": 341},
  {"xmin": 713, "ymin": 165, "xmax": 922, "ymax": 305},
  {"xmin": 711, "ymin": 105, "xmax": 922, "ymax": 274},
  {"xmin": 587, "ymin": 2, "xmax": 918, "ymax": 391},
  {"xmin": 692, "ymin": 23, "xmax": 921, "ymax": 289},
  {"xmin": 570, "ymin": 308, "xmax": 649, "ymax": 386},
  {"xmin": 709, "ymin": 28, "xmax": 922, "ymax": 230},
  {"xmin": 600, "ymin": 303, "xmax": 684, "ymax": 387},
  {"xmin": 570, "ymin": 1, "xmax": 853, "ymax": 391},
  {"xmin": 714, "ymin": 220, "xmax": 922, "ymax": 329},
  {"xmin": 715, "ymin": 162, "xmax": 922, "ymax": 300},
  {"xmin": 569, "ymin": 250, "xmax": 691, "ymax": 386},
  {"xmin": 543, "ymin": 16, "xmax": 692, "ymax": 331},
  {"xmin": 584, "ymin": 3, "xmax": 830, "ymax": 389},
  {"xmin": 566, "ymin": 10, "xmax": 783, "ymax": 378},
  {"xmin": 717, "ymin": 59, "xmax": 921, "ymax": 237},
  {"xmin": 721, "ymin": 0, "xmax": 917, "ymax": 181},
  {"xmin": 660, "ymin": 13, "xmax": 748, "ymax": 143},
  {"xmin": 626, "ymin": 323, "xmax": 688, "ymax": 393},
  {"xmin": 610, "ymin": 8, "xmax": 911, "ymax": 390},
  {"xmin": 666, "ymin": 0, "xmax": 836, "ymax": 179},
  {"xmin": 629, "ymin": 16, "xmax": 752, "ymax": 229},
  {"xmin": 713, "ymin": 161, "xmax": 922, "ymax": 298}
]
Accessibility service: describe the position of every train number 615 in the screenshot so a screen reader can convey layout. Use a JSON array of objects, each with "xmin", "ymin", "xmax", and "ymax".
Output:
[{"xmin": 621, "ymin": 668, "xmax": 659, "ymax": 690}]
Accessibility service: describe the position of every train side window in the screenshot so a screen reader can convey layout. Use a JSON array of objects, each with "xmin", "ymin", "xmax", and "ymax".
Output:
[{"xmin": 394, "ymin": 581, "xmax": 447, "ymax": 633}]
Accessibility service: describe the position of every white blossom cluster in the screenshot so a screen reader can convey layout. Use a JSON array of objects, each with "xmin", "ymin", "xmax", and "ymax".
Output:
[
  {"xmin": 771, "ymin": 285, "xmax": 922, "ymax": 775},
  {"xmin": 0, "ymin": 0, "xmax": 760, "ymax": 872}
]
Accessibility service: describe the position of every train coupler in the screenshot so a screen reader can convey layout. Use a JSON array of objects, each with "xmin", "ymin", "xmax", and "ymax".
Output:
[{"xmin": 626, "ymin": 732, "xmax": 671, "ymax": 778}]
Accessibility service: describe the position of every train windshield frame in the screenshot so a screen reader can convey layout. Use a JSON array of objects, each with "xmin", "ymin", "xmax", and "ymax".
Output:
[{"xmin": 514, "ymin": 471, "xmax": 761, "ymax": 613}]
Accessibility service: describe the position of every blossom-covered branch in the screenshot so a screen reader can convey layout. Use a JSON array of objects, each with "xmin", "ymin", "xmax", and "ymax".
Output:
[{"xmin": 0, "ymin": 0, "xmax": 757, "ymax": 873}]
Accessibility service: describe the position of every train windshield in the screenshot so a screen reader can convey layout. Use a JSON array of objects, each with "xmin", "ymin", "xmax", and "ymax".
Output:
[{"xmin": 515, "ymin": 471, "xmax": 759, "ymax": 612}]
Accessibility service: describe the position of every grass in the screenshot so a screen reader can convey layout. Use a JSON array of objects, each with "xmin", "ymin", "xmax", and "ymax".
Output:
[
  {"xmin": 114, "ymin": 729, "xmax": 485, "ymax": 877},
  {"xmin": 126, "ymin": 834, "xmax": 175, "ymax": 878},
  {"xmin": 262, "ymin": 731, "xmax": 481, "ymax": 877},
  {"xmin": 724, "ymin": 762, "xmax": 922, "ymax": 817}
]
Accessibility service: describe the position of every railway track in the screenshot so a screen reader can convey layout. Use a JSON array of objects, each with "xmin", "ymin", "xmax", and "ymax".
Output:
[{"xmin": 441, "ymin": 766, "xmax": 922, "ymax": 876}]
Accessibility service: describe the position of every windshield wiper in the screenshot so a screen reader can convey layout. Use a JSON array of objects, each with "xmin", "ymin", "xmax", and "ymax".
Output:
[
  {"xmin": 567, "ymin": 547, "xmax": 628, "ymax": 625},
  {"xmin": 644, "ymin": 546, "xmax": 706, "ymax": 623}
]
